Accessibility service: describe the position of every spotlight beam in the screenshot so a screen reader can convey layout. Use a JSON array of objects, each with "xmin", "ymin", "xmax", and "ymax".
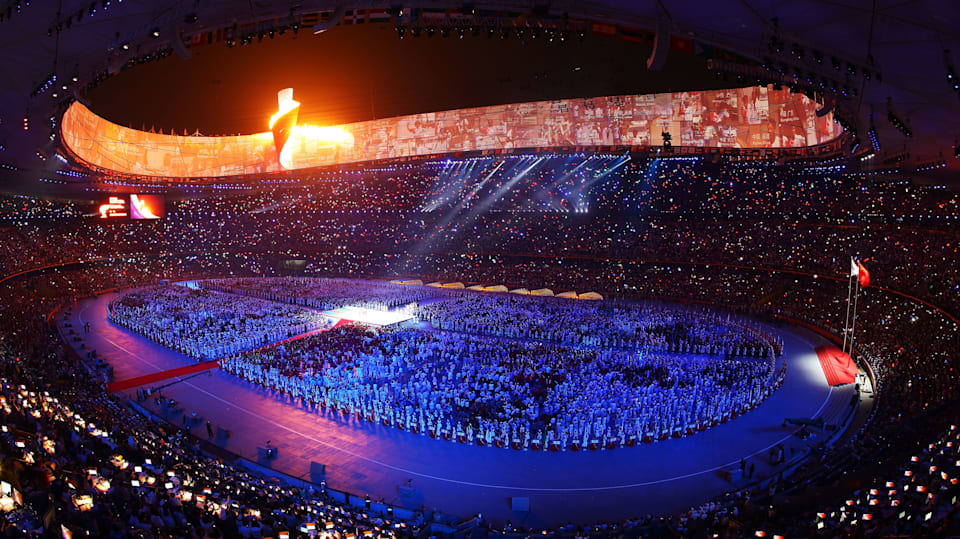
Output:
[{"xmin": 402, "ymin": 158, "xmax": 506, "ymax": 268}]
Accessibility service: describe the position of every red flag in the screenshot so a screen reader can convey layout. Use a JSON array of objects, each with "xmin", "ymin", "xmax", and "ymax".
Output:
[{"xmin": 857, "ymin": 261, "xmax": 870, "ymax": 288}]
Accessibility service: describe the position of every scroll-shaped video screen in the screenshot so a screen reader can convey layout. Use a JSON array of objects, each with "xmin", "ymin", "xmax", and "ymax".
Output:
[{"xmin": 63, "ymin": 86, "xmax": 838, "ymax": 179}]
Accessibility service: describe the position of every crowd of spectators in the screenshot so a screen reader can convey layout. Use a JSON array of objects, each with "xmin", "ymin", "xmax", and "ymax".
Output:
[
  {"xmin": 0, "ymin": 293, "xmax": 417, "ymax": 537},
  {"xmin": 0, "ymin": 152, "xmax": 955, "ymax": 535},
  {"xmin": 220, "ymin": 319, "xmax": 779, "ymax": 450},
  {"xmin": 0, "ymin": 156, "xmax": 956, "ymax": 316},
  {"xmin": 196, "ymin": 276, "xmax": 781, "ymax": 355},
  {"xmin": 418, "ymin": 292, "xmax": 780, "ymax": 356},
  {"xmin": 0, "ymin": 248, "xmax": 953, "ymax": 536},
  {"xmin": 6, "ymin": 213, "xmax": 956, "ymax": 317},
  {"xmin": 103, "ymin": 275, "xmax": 781, "ymax": 450},
  {"xmin": 0, "ymin": 195, "xmax": 80, "ymax": 221},
  {"xmin": 199, "ymin": 277, "xmax": 444, "ymax": 311},
  {"xmin": 800, "ymin": 424, "xmax": 960, "ymax": 537},
  {"xmin": 107, "ymin": 285, "xmax": 332, "ymax": 361}
]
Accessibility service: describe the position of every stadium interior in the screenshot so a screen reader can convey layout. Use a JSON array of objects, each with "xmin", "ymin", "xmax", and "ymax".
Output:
[{"xmin": 0, "ymin": 1, "xmax": 958, "ymax": 538}]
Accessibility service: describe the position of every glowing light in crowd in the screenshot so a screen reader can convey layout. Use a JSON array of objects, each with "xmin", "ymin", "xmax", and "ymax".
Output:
[{"xmin": 322, "ymin": 306, "xmax": 413, "ymax": 326}]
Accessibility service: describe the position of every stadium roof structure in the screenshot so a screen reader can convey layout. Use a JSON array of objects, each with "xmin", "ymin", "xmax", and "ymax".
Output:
[{"xmin": 1, "ymin": 0, "xmax": 959, "ymax": 194}]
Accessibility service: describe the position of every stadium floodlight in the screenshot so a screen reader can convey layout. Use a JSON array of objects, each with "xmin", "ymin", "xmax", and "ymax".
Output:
[
  {"xmin": 867, "ymin": 124, "xmax": 880, "ymax": 153},
  {"xmin": 886, "ymin": 99, "xmax": 912, "ymax": 138}
]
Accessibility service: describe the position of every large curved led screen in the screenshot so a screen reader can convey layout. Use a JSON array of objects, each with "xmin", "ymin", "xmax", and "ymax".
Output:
[{"xmin": 62, "ymin": 86, "xmax": 838, "ymax": 178}]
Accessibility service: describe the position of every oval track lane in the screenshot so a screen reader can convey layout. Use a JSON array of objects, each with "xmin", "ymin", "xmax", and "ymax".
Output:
[{"xmin": 69, "ymin": 290, "xmax": 853, "ymax": 528}]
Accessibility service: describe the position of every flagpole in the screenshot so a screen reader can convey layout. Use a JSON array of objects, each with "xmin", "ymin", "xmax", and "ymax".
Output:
[
  {"xmin": 843, "ymin": 264, "xmax": 854, "ymax": 354},
  {"xmin": 849, "ymin": 273, "xmax": 861, "ymax": 360}
]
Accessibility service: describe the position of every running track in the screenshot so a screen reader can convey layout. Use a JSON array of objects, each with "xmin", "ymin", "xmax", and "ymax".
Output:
[{"xmin": 61, "ymin": 290, "xmax": 855, "ymax": 528}]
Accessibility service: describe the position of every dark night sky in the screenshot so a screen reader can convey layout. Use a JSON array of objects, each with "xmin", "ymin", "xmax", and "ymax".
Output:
[{"xmin": 86, "ymin": 23, "xmax": 733, "ymax": 135}]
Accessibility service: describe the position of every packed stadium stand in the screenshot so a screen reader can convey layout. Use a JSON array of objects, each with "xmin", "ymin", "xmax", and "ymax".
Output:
[{"xmin": 0, "ymin": 1, "xmax": 958, "ymax": 538}]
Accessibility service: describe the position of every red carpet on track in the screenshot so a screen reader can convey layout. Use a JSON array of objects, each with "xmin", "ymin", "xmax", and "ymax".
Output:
[
  {"xmin": 815, "ymin": 345, "xmax": 857, "ymax": 386},
  {"xmin": 106, "ymin": 320, "xmax": 350, "ymax": 392},
  {"xmin": 107, "ymin": 361, "xmax": 219, "ymax": 392}
]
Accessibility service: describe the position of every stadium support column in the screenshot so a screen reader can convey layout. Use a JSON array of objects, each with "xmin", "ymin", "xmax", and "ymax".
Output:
[{"xmin": 646, "ymin": 18, "xmax": 671, "ymax": 71}]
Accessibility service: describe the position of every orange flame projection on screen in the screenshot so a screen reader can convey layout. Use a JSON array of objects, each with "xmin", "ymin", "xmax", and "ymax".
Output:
[
  {"xmin": 269, "ymin": 89, "xmax": 301, "ymax": 130},
  {"xmin": 279, "ymin": 125, "xmax": 354, "ymax": 169},
  {"xmin": 130, "ymin": 194, "xmax": 163, "ymax": 219},
  {"xmin": 269, "ymin": 88, "xmax": 301, "ymax": 162},
  {"xmin": 269, "ymin": 89, "xmax": 354, "ymax": 169}
]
